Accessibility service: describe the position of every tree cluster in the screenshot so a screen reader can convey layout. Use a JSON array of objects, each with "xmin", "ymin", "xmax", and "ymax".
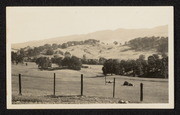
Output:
[
  {"xmin": 61, "ymin": 56, "xmax": 82, "ymax": 70},
  {"xmin": 19, "ymin": 39, "xmax": 100, "ymax": 57},
  {"xmin": 35, "ymin": 57, "xmax": 52, "ymax": 69},
  {"xmin": 81, "ymin": 57, "xmax": 107, "ymax": 65},
  {"xmin": 127, "ymin": 36, "xmax": 168, "ymax": 53},
  {"xmin": 46, "ymin": 49, "xmax": 54, "ymax": 55},
  {"xmin": 35, "ymin": 55, "xmax": 82, "ymax": 70},
  {"xmin": 51, "ymin": 56, "xmax": 82, "ymax": 70},
  {"xmin": 102, "ymin": 54, "xmax": 168, "ymax": 78},
  {"xmin": 11, "ymin": 51, "xmax": 25, "ymax": 64}
]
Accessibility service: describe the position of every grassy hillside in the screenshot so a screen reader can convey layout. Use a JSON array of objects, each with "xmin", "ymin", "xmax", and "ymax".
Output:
[
  {"xmin": 12, "ymin": 42, "xmax": 159, "ymax": 61},
  {"xmin": 55, "ymin": 44, "xmax": 156, "ymax": 60}
]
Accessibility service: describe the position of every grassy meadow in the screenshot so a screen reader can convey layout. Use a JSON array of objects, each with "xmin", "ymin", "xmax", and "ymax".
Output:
[{"xmin": 12, "ymin": 62, "xmax": 168, "ymax": 104}]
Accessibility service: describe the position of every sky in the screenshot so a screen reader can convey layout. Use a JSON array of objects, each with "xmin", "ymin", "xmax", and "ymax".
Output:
[{"xmin": 6, "ymin": 7, "xmax": 173, "ymax": 44}]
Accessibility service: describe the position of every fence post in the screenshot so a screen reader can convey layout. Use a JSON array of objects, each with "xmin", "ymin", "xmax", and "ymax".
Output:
[
  {"xmin": 113, "ymin": 78, "xmax": 115, "ymax": 98},
  {"xmin": 140, "ymin": 83, "xmax": 143, "ymax": 101},
  {"xmin": 81, "ymin": 74, "xmax": 83, "ymax": 96},
  {"xmin": 18, "ymin": 74, "xmax": 22, "ymax": 95},
  {"xmin": 53, "ymin": 73, "xmax": 56, "ymax": 96}
]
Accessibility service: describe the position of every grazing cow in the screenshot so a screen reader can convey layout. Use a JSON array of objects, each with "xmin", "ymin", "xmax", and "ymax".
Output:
[
  {"xmin": 123, "ymin": 81, "xmax": 133, "ymax": 86},
  {"xmin": 107, "ymin": 81, "xmax": 113, "ymax": 84},
  {"xmin": 123, "ymin": 81, "xmax": 129, "ymax": 86},
  {"xmin": 128, "ymin": 83, "xmax": 133, "ymax": 86}
]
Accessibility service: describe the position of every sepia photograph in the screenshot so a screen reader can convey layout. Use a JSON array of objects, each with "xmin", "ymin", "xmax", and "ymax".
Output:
[{"xmin": 6, "ymin": 6, "xmax": 174, "ymax": 109}]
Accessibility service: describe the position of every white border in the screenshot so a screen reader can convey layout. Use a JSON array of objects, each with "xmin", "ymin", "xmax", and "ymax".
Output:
[{"xmin": 6, "ymin": 6, "xmax": 174, "ymax": 109}]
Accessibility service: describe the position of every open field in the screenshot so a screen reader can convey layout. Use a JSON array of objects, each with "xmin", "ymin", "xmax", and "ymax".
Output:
[{"xmin": 11, "ymin": 62, "xmax": 168, "ymax": 104}]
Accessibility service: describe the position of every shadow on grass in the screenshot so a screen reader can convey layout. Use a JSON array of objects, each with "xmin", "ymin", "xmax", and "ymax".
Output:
[
  {"xmin": 12, "ymin": 95, "xmax": 44, "ymax": 103},
  {"xmin": 88, "ymin": 74, "xmax": 105, "ymax": 78},
  {"xmin": 45, "ymin": 94, "xmax": 83, "ymax": 98},
  {"xmin": 12, "ymin": 94, "xmax": 141, "ymax": 104}
]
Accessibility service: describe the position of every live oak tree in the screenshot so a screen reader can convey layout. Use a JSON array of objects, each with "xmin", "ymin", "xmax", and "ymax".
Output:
[
  {"xmin": 61, "ymin": 56, "xmax": 82, "ymax": 70},
  {"xmin": 35, "ymin": 57, "xmax": 52, "ymax": 69}
]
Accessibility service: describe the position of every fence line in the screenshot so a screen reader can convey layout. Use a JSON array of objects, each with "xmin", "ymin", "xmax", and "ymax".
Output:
[
  {"xmin": 53, "ymin": 73, "xmax": 56, "ymax": 96},
  {"xmin": 140, "ymin": 83, "xmax": 143, "ymax": 101},
  {"xmin": 17, "ymin": 73, "xmax": 145, "ymax": 102},
  {"xmin": 113, "ymin": 78, "xmax": 115, "ymax": 98},
  {"xmin": 81, "ymin": 74, "xmax": 83, "ymax": 96},
  {"xmin": 18, "ymin": 74, "xmax": 22, "ymax": 95}
]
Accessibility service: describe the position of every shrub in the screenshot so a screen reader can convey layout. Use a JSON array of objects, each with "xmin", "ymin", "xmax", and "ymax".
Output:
[{"xmin": 61, "ymin": 43, "xmax": 68, "ymax": 49}]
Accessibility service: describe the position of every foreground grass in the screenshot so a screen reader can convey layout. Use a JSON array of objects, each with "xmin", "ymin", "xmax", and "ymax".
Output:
[
  {"xmin": 11, "ymin": 62, "xmax": 168, "ymax": 104},
  {"xmin": 12, "ymin": 95, "xmax": 133, "ymax": 104}
]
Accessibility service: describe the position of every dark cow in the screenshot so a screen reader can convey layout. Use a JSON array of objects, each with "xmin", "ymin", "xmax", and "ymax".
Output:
[{"xmin": 123, "ymin": 81, "xmax": 133, "ymax": 86}]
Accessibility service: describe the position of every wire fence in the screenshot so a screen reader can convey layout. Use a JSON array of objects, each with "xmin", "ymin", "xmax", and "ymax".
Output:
[{"xmin": 12, "ymin": 72, "xmax": 168, "ymax": 103}]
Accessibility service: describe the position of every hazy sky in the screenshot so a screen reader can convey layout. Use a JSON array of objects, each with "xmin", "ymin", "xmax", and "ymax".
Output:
[{"xmin": 6, "ymin": 7, "xmax": 173, "ymax": 43}]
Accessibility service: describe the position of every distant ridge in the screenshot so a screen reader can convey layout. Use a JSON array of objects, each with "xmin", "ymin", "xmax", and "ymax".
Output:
[{"xmin": 12, "ymin": 25, "xmax": 168, "ymax": 49}]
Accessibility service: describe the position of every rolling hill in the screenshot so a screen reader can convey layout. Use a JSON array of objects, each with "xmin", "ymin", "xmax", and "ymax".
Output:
[
  {"xmin": 53, "ymin": 43, "xmax": 156, "ymax": 60},
  {"xmin": 12, "ymin": 25, "xmax": 168, "ymax": 49}
]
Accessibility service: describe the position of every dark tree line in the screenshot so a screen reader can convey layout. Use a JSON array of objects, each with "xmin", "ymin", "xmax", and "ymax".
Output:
[
  {"xmin": 11, "ymin": 51, "xmax": 25, "ymax": 64},
  {"xmin": 82, "ymin": 54, "xmax": 107, "ymax": 65},
  {"xmin": 36, "ymin": 55, "xmax": 82, "ymax": 70},
  {"xmin": 102, "ymin": 54, "xmax": 168, "ymax": 78}
]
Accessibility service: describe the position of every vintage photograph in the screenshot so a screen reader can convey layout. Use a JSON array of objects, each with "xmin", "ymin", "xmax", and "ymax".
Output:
[{"xmin": 6, "ymin": 7, "xmax": 174, "ymax": 109}]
